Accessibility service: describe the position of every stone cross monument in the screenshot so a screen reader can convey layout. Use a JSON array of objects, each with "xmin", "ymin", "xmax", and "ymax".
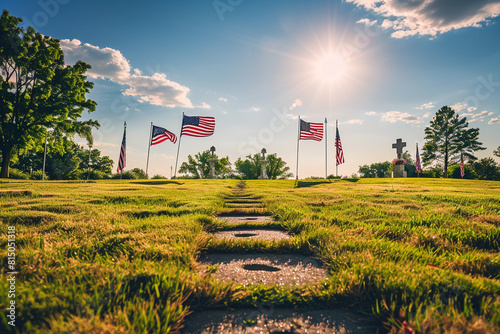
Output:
[
  {"xmin": 391, "ymin": 138, "xmax": 407, "ymax": 178},
  {"xmin": 260, "ymin": 148, "xmax": 268, "ymax": 179},
  {"xmin": 208, "ymin": 146, "xmax": 217, "ymax": 179}
]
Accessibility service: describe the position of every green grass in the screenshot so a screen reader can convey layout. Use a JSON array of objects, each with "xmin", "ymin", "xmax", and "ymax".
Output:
[{"xmin": 0, "ymin": 178, "xmax": 499, "ymax": 333}]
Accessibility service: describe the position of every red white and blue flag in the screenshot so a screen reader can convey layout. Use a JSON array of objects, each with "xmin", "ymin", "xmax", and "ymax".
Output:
[
  {"xmin": 460, "ymin": 153, "xmax": 465, "ymax": 178},
  {"xmin": 117, "ymin": 122, "xmax": 126, "ymax": 173},
  {"xmin": 299, "ymin": 119, "xmax": 323, "ymax": 141},
  {"xmin": 151, "ymin": 125, "xmax": 177, "ymax": 145},
  {"xmin": 335, "ymin": 127, "xmax": 345, "ymax": 165},
  {"xmin": 415, "ymin": 144, "xmax": 422, "ymax": 174},
  {"xmin": 181, "ymin": 115, "xmax": 215, "ymax": 137}
]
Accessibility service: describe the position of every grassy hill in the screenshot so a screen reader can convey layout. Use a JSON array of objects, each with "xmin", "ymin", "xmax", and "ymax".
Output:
[{"xmin": 1, "ymin": 178, "xmax": 499, "ymax": 333}]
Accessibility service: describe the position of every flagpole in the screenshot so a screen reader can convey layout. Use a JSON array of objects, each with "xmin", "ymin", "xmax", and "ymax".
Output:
[
  {"xmin": 145, "ymin": 122, "xmax": 153, "ymax": 178},
  {"xmin": 335, "ymin": 120, "xmax": 338, "ymax": 178},
  {"xmin": 174, "ymin": 112, "xmax": 184, "ymax": 178},
  {"xmin": 121, "ymin": 121, "xmax": 126, "ymax": 179},
  {"xmin": 416, "ymin": 143, "xmax": 419, "ymax": 178},
  {"xmin": 42, "ymin": 135, "xmax": 48, "ymax": 180},
  {"xmin": 325, "ymin": 118, "xmax": 328, "ymax": 179},
  {"xmin": 296, "ymin": 116, "xmax": 300, "ymax": 180}
]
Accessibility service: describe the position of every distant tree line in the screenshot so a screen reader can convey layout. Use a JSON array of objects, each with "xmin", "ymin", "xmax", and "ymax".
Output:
[{"xmin": 358, "ymin": 106, "xmax": 500, "ymax": 181}]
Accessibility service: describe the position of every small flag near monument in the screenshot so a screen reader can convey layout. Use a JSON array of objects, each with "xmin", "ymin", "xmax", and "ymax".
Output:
[
  {"xmin": 299, "ymin": 119, "xmax": 323, "ymax": 141},
  {"xmin": 415, "ymin": 143, "xmax": 422, "ymax": 175},
  {"xmin": 151, "ymin": 125, "xmax": 177, "ymax": 145},
  {"xmin": 181, "ymin": 115, "xmax": 215, "ymax": 137},
  {"xmin": 335, "ymin": 124, "xmax": 344, "ymax": 166},
  {"xmin": 117, "ymin": 122, "xmax": 126, "ymax": 173},
  {"xmin": 460, "ymin": 153, "xmax": 465, "ymax": 178}
]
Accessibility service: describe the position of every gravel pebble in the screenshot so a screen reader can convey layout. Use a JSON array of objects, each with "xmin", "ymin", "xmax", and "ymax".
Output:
[
  {"xmin": 199, "ymin": 254, "xmax": 327, "ymax": 286},
  {"xmin": 212, "ymin": 229, "xmax": 290, "ymax": 241},
  {"xmin": 181, "ymin": 308, "xmax": 376, "ymax": 333}
]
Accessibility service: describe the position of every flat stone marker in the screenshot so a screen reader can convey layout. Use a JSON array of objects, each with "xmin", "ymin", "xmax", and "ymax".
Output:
[
  {"xmin": 199, "ymin": 253, "xmax": 327, "ymax": 286},
  {"xmin": 216, "ymin": 215, "xmax": 275, "ymax": 224},
  {"xmin": 212, "ymin": 229, "xmax": 290, "ymax": 241},
  {"xmin": 226, "ymin": 202, "xmax": 263, "ymax": 208},
  {"xmin": 182, "ymin": 308, "xmax": 375, "ymax": 334}
]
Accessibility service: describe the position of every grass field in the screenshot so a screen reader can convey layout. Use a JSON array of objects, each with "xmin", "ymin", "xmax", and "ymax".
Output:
[{"xmin": 0, "ymin": 178, "xmax": 499, "ymax": 333}]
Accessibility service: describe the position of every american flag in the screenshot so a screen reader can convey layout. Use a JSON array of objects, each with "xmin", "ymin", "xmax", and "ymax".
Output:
[
  {"xmin": 299, "ymin": 119, "xmax": 323, "ymax": 141},
  {"xmin": 151, "ymin": 125, "xmax": 177, "ymax": 145},
  {"xmin": 415, "ymin": 144, "xmax": 422, "ymax": 174},
  {"xmin": 181, "ymin": 115, "xmax": 215, "ymax": 137},
  {"xmin": 117, "ymin": 122, "xmax": 126, "ymax": 173},
  {"xmin": 460, "ymin": 153, "xmax": 465, "ymax": 178},
  {"xmin": 335, "ymin": 127, "xmax": 345, "ymax": 165}
]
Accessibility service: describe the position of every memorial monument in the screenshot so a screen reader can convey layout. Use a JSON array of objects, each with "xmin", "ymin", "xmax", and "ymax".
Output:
[
  {"xmin": 208, "ymin": 146, "xmax": 218, "ymax": 179},
  {"xmin": 391, "ymin": 138, "xmax": 407, "ymax": 178}
]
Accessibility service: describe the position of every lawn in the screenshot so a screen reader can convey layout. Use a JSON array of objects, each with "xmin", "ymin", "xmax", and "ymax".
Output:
[{"xmin": 0, "ymin": 178, "xmax": 499, "ymax": 333}]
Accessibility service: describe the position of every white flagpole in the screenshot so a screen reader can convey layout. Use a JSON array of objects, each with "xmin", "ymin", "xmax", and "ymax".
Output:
[
  {"xmin": 145, "ymin": 122, "xmax": 153, "ymax": 178},
  {"xmin": 174, "ymin": 112, "xmax": 184, "ymax": 178},
  {"xmin": 296, "ymin": 116, "xmax": 300, "ymax": 180},
  {"xmin": 42, "ymin": 136, "xmax": 48, "ymax": 180},
  {"xmin": 325, "ymin": 118, "xmax": 328, "ymax": 179}
]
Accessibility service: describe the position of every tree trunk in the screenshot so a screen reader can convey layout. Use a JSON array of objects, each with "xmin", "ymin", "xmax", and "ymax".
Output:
[
  {"xmin": 444, "ymin": 138, "xmax": 449, "ymax": 178},
  {"xmin": 1, "ymin": 146, "xmax": 13, "ymax": 178}
]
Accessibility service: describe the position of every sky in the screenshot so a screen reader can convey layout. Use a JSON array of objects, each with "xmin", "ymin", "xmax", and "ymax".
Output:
[{"xmin": 5, "ymin": 0, "xmax": 500, "ymax": 178}]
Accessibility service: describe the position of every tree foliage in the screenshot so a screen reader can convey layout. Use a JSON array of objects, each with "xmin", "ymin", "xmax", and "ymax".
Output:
[
  {"xmin": 178, "ymin": 150, "xmax": 231, "ymax": 178},
  {"xmin": 235, "ymin": 153, "xmax": 292, "ymax": 179},
  {"xmin": 358, "ymin": 161, "xmax": 391, "ymax": 178},
  {"xmin": 0, "ymin": 10, "xmax": 98, "ymax": 177},
  {"xmin": 494, "ymin": 146, "xmax": 500, "ymax": 159},
  {"xmin": 11, "ymin": 137, "xmax": 113, "ymax": 179},
  {"xmin": 473, "ymin": 158, "xmax": 500, "ymax": 181},
  {"xmin": 422, "ymin": 106, "xmax": 484, "ymax": 178}
]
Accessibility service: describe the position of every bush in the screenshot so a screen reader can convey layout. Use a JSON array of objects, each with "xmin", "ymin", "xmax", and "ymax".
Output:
[
  {"xmin": 151, "ymin": 174, "xmax": 168, "ymax": 179},
  {"xmin": 29, "ymin": 170, "xmax": 45, "ymax": 180},
  {"xmin": 9, "ymin": 168, "xmax": 29, "ymax": 179},
  {"xmin": 448, "ymin": 164, "xmax": 476, "ymax": 179}
]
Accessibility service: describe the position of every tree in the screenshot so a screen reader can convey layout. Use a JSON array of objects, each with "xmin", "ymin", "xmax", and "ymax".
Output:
[
  {"xmin": 473, "ymin": 158, "xmax": 500, "ymax": 181},
  {"xmin": 235, "ymin": 153, "xmax": 292, "ymax": 179},
  {"xmin": 178, "ymin": 150, "xmax": 231, "ymax": 178},
  {"xmin": 358, "ymin": 161, "xmax": 391, "ymax": 178},
  {"xmin": 422, "ymin": 106, "xmax": 485, "ymax": 178},
  {"xmin": 494, "ymin": 146, "xmax": 500, "ymax": 159},
  {"xmin": 0, "ymin": 10, "xmax": 98, "ymax": 178}
]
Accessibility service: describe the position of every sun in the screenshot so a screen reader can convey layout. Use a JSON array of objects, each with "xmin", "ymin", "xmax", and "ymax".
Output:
[{"xmin": 314, "ymin": 52, "xmax": 348, "ymax": 84}]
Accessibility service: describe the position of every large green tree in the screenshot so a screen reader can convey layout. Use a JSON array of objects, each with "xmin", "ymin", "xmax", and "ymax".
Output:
[
  {"xmin": 422, "ymin": 106, "xmax": 484, "ymax": 178},
  {"xmin": 178, "ymin": 150, "xmax": 231, "ymax": 178},
  {"xmin": 235, "ymin": 153, "xmax": 292, "ymax": 179},
  {"xmin": 0, "ymin": 10, "xmax": 98, "ymax": 178}
]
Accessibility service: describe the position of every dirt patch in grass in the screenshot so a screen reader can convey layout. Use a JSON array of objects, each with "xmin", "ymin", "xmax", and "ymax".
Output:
[{"xmin": 217, "ymin": 215, "xmax": 275, "ymax": 224}]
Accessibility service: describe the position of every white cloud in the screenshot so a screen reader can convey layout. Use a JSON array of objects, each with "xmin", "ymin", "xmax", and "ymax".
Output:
[
  {"xmin": 468, "ymin": 106, "xmax": 478, "ymax": 112},
  {"xmin": 218, "ymin": 97, "xmax": 228, "ymax": 102},
  {"xmin": 381, "ymin": 111, "xmax": 420, "ymax": 123},
  {"xmin": 488, "ymin": 117, "xmax": 500, "ymax": 124},
  {"xmin": 365, "ymin": 111, "xmax": 377, "ymax": 116},
  {"xmin": 471, "ymin": 110, "xmax": 493, "ymax": 119},
  {"xmin": 250, "ymin": 107, "xmax": 261, "ymax": 112},
  {"xmin": 60, "ymin": 39, "xmax": 193, "ymax": 108},
  {"xmin": 423, "ymin": 112, "xmax": 431, "ymax": 118},
  {"xmin": 344, "ymin": 119, "xmax": 364, "ymax": 125},
  {"xmin": 451, "ymin": 102, "xmax": 468, "ymax": 112},
  {"xmin": 416, "ymin": 102, "xmax": 435, "ymax": 110},
  {"xmin": 347, "ymin": 0, "xmax": 500, "ymax": 38},
  {"xmin": 196, "ymin": 102, "xmax": 212, "ymax": 109},
  {"xmin": 357, "ymin": 18, "xmax": 378, "ymax": 26}
]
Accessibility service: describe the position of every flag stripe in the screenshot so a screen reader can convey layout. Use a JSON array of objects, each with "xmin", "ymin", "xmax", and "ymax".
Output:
[
  {"xmin": 181, "ymin": 116, "xmax": 215, "ymax": 137},
  {"xmin": 151, "ymin": 125, "xmax": 177, "ymax": 145},
  {"xmin": 416, "ymin": 144, "xmax": 422, "ymax": 174},
  {"xmin": 335, "ymin": 127, "xmax": 344, "ymax": 165},
  {"xmin": 300, "ymin": 121, "xmax": 323, "ymax": 141},
  {"xmin": 117, "ymin": 125, "xmax": 126, "ymax": 173}
]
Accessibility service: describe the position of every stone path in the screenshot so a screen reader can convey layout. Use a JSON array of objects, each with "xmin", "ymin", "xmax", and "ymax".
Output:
[
  {"xmin": 186, "ymin": 187, "xmax": 374, "ymax": 333},
  {"xmin": 212, "ymin": 228, "xmax": 290, "ymax": 241},
  {"xmin": 183, "ymin": 309, "xmax": 374, "ymax": 334}
]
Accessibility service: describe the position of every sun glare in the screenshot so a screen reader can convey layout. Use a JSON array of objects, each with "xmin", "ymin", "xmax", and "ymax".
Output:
[{"xmin": 314, "ymin": 52, "xmax": 348, "ymax": 84}]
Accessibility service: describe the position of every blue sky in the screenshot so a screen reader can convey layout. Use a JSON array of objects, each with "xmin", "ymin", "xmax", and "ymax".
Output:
[{"xmin": 6, "ymin": 0, "xmax": 500, "ymax": 177}]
